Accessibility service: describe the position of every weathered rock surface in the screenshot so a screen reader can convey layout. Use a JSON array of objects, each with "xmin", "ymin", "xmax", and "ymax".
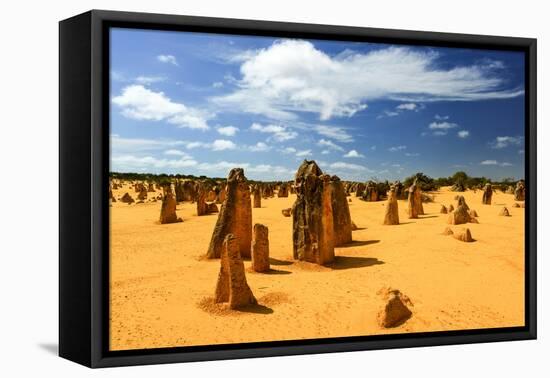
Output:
[
  {"xmin": 251, "ymin": 224, "xmax": 270, "ymax": 273},
  {"xmin": 377, "ymin": 288, "xmax": 413, "ymax": 328},
  {"xmin": 206, "ymin": 168, "xmax": 252, "ymax": 259},
  {"xmin": 383, "ymin": 185, "xmax": 400, "ymax": 225},
  {"xmin": 453, "ymin": 227, "xmax": 474, "ymax": 242},
  {"xmin": 331, "ymin": 176, "xmax": 353, "ymax": 245},
  {"xmin": 292, "ymin": 160, "xmax": 335, "ymax": 265},
  {"xmin": 214, "ymin": 234, "xmax": 257, "ymax": 309},
  {"xmin": 159, "ymin": 190, "xmax": 182, "ymax": 224}
]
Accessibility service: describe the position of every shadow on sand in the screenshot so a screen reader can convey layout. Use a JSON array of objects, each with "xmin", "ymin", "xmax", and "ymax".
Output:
[
  {"xmin": 264, "ymin": 268, "xmax": 292, "ymax": 275},
  {"xmin": 269, "ymin": 257, "xmax": 293, "ymax": 266},
  {"xmin": 236, "ymin": 303, "xmax": 274, "ymax": 314},
  {"xmin": 418, "ymin": 215, "xmax": 439, "ymax": 219},
  {"xmin": 328, "ymin": 256, "xmax": 384, "ymax": 270},
  {"xmin": 338, "ymin": 240, "xmax": 380, "ymax": 248}
]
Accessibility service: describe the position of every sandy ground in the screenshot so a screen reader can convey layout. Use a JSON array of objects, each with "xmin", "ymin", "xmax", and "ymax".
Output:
[{"xmin": 110, "ymin": 184, "xmax": 525, "ymax": 351}]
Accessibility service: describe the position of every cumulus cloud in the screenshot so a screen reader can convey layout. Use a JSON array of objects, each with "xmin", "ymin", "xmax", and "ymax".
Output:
[
  {"xmin": 457, "ymin": 130, "xmax": 470, "ymax": 138},
  {"xmin": 217, "ymin": 126, "xmax": 239, "ymax": 136},
  {"xmin": 250, "ymin": 122, "xmax": 298, "ymax": 141},
  {"xmin": 157, "ymin": 54, "xmax": 178, "ymax": 65},
  {"xmin": 343, "ymin": 149, "xmax": 365, "ymax": 158},
  {"xmin": 112, "ymin": 85, "xmax": 210, "ymax": 130},
  {"xmin": 489, "ymin": 136, "xmax": 523, "ymax": 149},
  {"xmin": 249, "ymin": 142, "xmax": 271, "ymax": 152},
  {"xmin": 211, "ymin": 139, "xmax": 236, "ymax": 151},
  {"xmin": 212, "ymin": 41, "xmax": 522, "ymax": 121}
]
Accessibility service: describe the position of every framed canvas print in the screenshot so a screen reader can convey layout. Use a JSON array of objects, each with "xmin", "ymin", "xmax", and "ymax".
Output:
[{"xmin": 59, "ymin": 10, "xmax": 537, "ymax": 368}]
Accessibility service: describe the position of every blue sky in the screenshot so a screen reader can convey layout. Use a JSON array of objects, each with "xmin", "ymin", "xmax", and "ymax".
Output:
[{"xmin": 110, "ymin": 28, "xmax": 525, "ymax": 181}]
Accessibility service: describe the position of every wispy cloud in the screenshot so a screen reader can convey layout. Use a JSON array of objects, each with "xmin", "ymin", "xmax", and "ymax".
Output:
[
  {"xmin": 296, "ymin": 149, "xmax": 312, "ymax": 157},
  {"xmin": 489, "ymin": 136, "xmax": 524, "ymax": 149},
  {"xmin": 314, "ymin": 125, "xmax": 354, "ymax": 143},
  {"xmin": 396, "ymin": 103, "xmax": 418, "ymax": 111},
  {"xmin": 480, "ymin": 159, "xmax": 514, "ymax": 167},
  {"xmin": 388, "ymin": 145, "xmax": 407, "ymax": 152},
  {"xmin": 317, "ymin": 139, "xmax": 344, "ymax": 151},
  {"xmin": 250, "ymin": 123, "xmax": 298, "ymax": 142},
  {"xmin": 328, "ymin": 161, "xmax": 372, "ymax": 172},
  {"xmin": 135, "ymin": 75, "xmax": 166, "ymax": 85},
  {"xmin": 212, "ymin": 41, "xmax": 522, "ymax": 121},
  {"xmin": 429, "ymin": 121, "xmax": 458, "ymax": 130}
]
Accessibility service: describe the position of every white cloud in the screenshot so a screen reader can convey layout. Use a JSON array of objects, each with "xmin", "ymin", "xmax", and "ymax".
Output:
[
  {"xmin": 457, "ymin": 130, "xmax": 470, "ymax": 138},
  {"xmin": 157, "ymin": 54, "xmax": 178, "ymax": 66},
  {"xmin": 111, "ymin": 135, "xmax": 187, "ymax": 153},
  {"xmin": 343, "ymin": 149, "xmax": 364, "ymax": 158},
  {"xmin": 480, "ymin": 159, "xmax": 514, "ymax": 167},
  {"xmin": 405, "ymin": 152, "xmax": 420, "ymax": 157},
  {"xmin": 217, "ymin": 126, "xmax": 239, "ymax": 136},
  {"xmin": 429, "ymin": 121, "xmax": 458, "ymax": 130},
  {"xmin": 435, "ymin": 114, "xmax": 450, "ymax": 120},
  {"xmin": 249, "ymin": 142, "xmax": 271, "ymax": 152},
  {"xmin": 321, "ymin": 150, "xmax": 330, "ymax": 155},
  {"xmin": 212, "ymin": 81, "xmax": 224, "ymax": 88},
  {"xmin": 112, "ymin": 85, "xmax": 210, "ymax": 130},
  {"xmin": 396, "ymin": 103, "xmax": 417, "ymax": 111},
  {"xmin": 164, "ymin": 149, "xmax": 191, "ymax": 157},
  {"xmin": 212, "ymin": 41, "xmax": 522, "ymax": 121},
  {"xmin": 379, "ymin": 110, "xmax": 399, "ymax": 118},
  {"xmin": 211, "ymin": 139, "xmax": 236, "ymax": 151},
  {"xmin": 329, "ymin": 162, "xmax": 372, "ymax": 172},
  {"xmin": 112, "ymin": 154, "xmax": 197, "ymax": 170},
  {"xmin": 249, "ymin": 122, "xmax": 298, "ymax": 141},
  {"xmin": 135, "ymin": 75, "xmax": 166, "ymax": 85},
  {"xmin": 518, "ymin": 149, "xmax": 525, "ymax": 154},
  {"xmin": 489, "ymin": 136, "xmax": 523, "ymax": 149},
  {"xmin": 432, "ymin": 131, "xmax": 448, "ymax": 136},
  {"xmin": 296, "ymin": 149, "xmax": 312, "ymax": 157},
  {"xmin": 388, "ymin": 145, "xmax": 407, "ymax": 152},
  {"xmin": 314, "ymin": 125, "xmax": 353, "ymax": 142},
  {"xmin": 317, "ymin": 139, "xmax": 344, "ymax": 151},
  {"xmin": 281, "ymin": 147, "xmax": 297, "ymax": 154}
]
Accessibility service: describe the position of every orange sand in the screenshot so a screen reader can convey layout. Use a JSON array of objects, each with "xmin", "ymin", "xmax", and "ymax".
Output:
[{"xmin": 110, "ymin": 185, "xmax": 525, "ymax": 351}]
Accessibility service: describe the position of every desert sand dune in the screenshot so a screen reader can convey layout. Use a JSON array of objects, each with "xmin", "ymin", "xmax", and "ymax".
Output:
[{"xmin": 110, "ymin": 183, "xmax": 524, "ymax": 351}]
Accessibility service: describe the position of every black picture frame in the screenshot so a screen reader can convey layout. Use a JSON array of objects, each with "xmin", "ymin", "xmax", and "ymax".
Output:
[{"xmin": 59, "ymin": 9, "xmax": 537, "ymax": 368}]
